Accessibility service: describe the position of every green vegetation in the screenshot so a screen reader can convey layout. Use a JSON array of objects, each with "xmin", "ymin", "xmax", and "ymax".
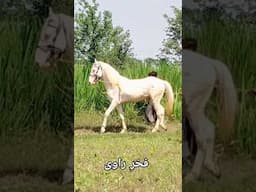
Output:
[
  {"xmin": 0, "ymin": 9, "xmax": 73, "ymax": 191},
  {"xmin": 75, "ymin": 0, "xmax": 133, "ymax": 64},
  {"xmin": 0, "ymin": 0, "xmax": 73, "ymax": 18},
  {"xmin": 159, "ymin": 6, "xmax": 182, "ymax": 63},
  {"xmin": 0, "ymin": 18, "xmax": 73, "ymax": 136}
]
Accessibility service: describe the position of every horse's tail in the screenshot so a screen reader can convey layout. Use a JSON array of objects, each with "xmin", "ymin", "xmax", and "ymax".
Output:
[
  {"xmin": 213, "ymin": 61, "xmax": 238, "ymax": 143},
  {"xmin": 164, "ymin": 81, "xmax": 174, "ymax": 116}
]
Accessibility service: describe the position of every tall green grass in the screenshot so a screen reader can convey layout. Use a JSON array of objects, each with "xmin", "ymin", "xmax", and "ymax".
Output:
[
  {"xmin": 75, "ymin": 60, "xmax": 182, "ymax": 121},
  {"xmin": 0, "ymin": 17, "xmax": 73, "ymax": 137},
  {"xmin": 184, "ymin": 17, "xmax": 256, "ymax": 153}
]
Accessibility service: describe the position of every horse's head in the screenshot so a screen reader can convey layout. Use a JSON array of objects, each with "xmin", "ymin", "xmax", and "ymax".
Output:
[
  {"xmin": 89, "ymin": 59, "xmax": 103, "ymax": 84},
  {"xmin": 35, "ymin": 7, "xmax": 66, "ymax": 68}
]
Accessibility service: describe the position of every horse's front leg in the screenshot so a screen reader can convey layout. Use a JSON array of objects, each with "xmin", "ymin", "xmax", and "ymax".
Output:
[
  {"xmin": 101, "ymin": 100, "xmax": 118, "ymax": 133},
  {"xmin": 116, "ymin": 105, "xmax": 127, "ymax": 133}
]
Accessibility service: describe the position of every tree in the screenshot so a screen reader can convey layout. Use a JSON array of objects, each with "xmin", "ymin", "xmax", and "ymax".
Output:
[
  {"xmin": 75, "ymin": 0, "xmax": 133, "ymax": 65},
  {"xmin": 0, "ymin": 0, "xmax": 73, "ymax": 18},
  {"xmin": 158, "ymin": 6, "xmax": 181, "ymax": 63}
]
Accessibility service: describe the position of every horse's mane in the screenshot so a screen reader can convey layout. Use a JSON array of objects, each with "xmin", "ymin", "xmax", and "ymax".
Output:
[{"xmin": 99, "ymin": 61, "xmax": 121, "ymax": 86}]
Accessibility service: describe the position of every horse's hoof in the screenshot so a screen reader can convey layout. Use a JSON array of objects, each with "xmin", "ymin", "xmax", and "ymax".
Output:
[
  {"xmin": 182, "ymin": 157, "xmax": 193, "ymax": 167},
  {"xmin": 62, "ymin": 177, "xmax": 73, "ymax": 185},
  {"xmin": 204, "ymin": 161, "xmax": 221, "ymax": 178},
  {"xmin": 160, "ymin": 124, "xmax": 167, "ymax": 131},
  {"xmin": 120, "ymin": 129, "xmax": 127, "ymax": 134},
  {"xmin": 152, "ymin": 129, "xmax": 158, "ymax": 133},
  {"xmin": 62, "ymin": 170, "xmax": 73, "ymax": 185},
  {"xmin": 100, "ymin": 128, "xmax": 105, "ymax": 133},
  {"xmin": 213, "ymin": 166, "xmax": 221, "ymax": 178}
]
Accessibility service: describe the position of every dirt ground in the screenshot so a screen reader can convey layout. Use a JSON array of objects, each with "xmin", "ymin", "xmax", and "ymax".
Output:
[{"xmin": 183, "ymin": 149, "xmax": 256, "ymax": 192}]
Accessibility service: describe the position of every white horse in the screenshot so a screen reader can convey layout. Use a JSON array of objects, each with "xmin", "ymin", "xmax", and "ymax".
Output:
[
  {"xmin": 35, "ymin": 7, "xmax": 74, "ymax": 185},
  {"xmin": 183, "ymin": 49, "xmax": 238, "ymax": 183},
  {"xmin": 35, "ymin": 7, "xmax": 74, "ymax": 68},
  {"xmin": 89, "ymin": 60, "xmax": 175, "ymax": 133}
]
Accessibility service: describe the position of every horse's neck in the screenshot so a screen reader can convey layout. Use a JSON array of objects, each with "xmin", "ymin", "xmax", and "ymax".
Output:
[
  {"xmin": 101, "ymin": 63, "xmax": 121, "ymax": 89},
  {"xmin": 60, "ymin": 14, "xmax": 74, "ymax": 60}
]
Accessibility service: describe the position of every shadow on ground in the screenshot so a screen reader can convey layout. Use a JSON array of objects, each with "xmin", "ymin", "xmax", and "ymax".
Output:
[
  {"xmin": 75, "ymin": 124, "xmax": 149, "ymax": 133},
  {"xmin": 75, "ymin": 119, "xmax": 180, "ymax": 134}
]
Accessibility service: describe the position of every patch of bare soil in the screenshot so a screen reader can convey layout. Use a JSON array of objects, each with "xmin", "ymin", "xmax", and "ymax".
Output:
[
  {"xmin": 75, "ymin": 120, "xmax": 181, "ymax": 135},
  {"xmin": 0, "ymin": 169, "xmax": 64, "ymax": 184},
  {"xmin": 183, "ymin": 150, "xmax": 256, "ymax": 190}
]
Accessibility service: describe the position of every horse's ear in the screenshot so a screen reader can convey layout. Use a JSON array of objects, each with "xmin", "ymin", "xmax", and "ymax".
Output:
[
  {"xmin": 94, "ymin": 58, "xmax": 97, "ymax": 63},
  {"xmin": 49, "ymin": 7, "xmax": 54, "ymax": 16}
]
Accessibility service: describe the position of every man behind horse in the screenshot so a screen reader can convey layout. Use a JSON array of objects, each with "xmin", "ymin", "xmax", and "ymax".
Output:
[
  {"xmin": 182, "ymin": 38, "xmax": 198, "ymax": 162},
  {"xmin": 145, "ymin": 71, "xmax": 158, "ymax": 123}
]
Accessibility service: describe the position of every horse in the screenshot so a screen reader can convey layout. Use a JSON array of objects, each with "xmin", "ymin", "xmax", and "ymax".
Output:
[
  {"xmin": 35, "ymin": 7, "xmax": 74, "ymax": 68},
  {"xmin": 35, "ymin": 7, "xmax": 74, "ymax": 185},
  {"xmin": 183, "ymin": 48, "xmax": 238, "ymax": 183},
  {"xmin": 89, "ymin": 60, "xmax": 175, "ymax": 133}
]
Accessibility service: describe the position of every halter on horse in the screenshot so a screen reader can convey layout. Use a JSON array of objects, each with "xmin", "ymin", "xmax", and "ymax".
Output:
[{"xmin": 37, "ymin": 15, "xmax": 64, "ymax": 61}]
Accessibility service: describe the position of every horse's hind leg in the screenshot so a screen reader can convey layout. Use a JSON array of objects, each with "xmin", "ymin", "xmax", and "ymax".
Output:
[
  {"xmin": 203, "ymin": 117, "xmax": 220, "ymax": 177},
  {"xmin": 152, "ymin": 99, "xmax": 165, "ymax": 132},
  {"xmin": 184, "ymin": 111, "xmax": 219, "ymax": 183},
  {"xmin": 116, "ymin": 105, "xmax": 127, "ymax": 133},
  {"xmin": 160, "ymin": 107, "xmax": 167, "ymax": 131},
  {"xmin": 184, "ymin": 112, "xmax": 206, "ymax": 183},
  {"xmin": 101, "ymin": 100, "xmax": 118, "ymax": 133},
  {"xmin": 151, "ymin": 90, "xmax": 166, "ymax": 132},
  {"xmin": 155, "ymin": 104, "xmax": 167, "ymax": 131}
]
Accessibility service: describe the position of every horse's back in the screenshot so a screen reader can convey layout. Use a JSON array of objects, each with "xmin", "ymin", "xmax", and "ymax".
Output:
[
  {"xmin": 183, "ymin": 50, "xmax": 216, "ymax": 101},
  {"xmin": 183, "ymin": 50, "xmax": 216, "ymax": 81},
  {"xmin": 120, "ymin": 76, "xmax": 165, "ymax": 89},
  {"xmin": 182, "ymin": 50, "xmax": 218, "ymax": 113},
  {"xmin": 118, "ymin": 76, "xmax": 166, "ymax": 102}
]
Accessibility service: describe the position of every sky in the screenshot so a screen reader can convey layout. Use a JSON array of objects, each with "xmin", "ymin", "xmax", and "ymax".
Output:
[{"xmin": 75, "ymin": 0, "xmax": 181, "ymax": 60}]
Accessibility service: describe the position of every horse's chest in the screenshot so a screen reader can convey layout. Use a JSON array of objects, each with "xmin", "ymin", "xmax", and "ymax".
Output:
[{"xmin": 107, "ymin": 89, "xmax": 119, "ymax": 99}]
